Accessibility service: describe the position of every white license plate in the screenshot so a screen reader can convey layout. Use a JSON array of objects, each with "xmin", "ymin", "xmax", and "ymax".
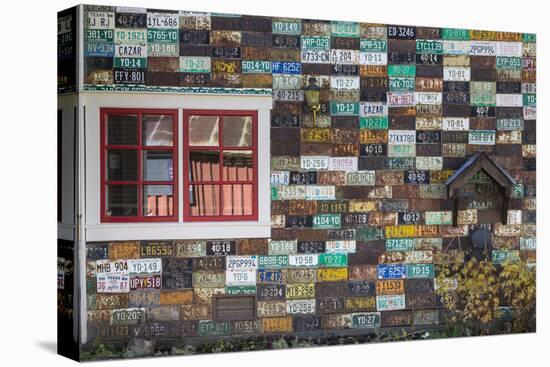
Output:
[
  {"xmin": 226, "ymin": 256, "xmax": 258, "ymax": 271},
  {"xmin": 288, "ymin": 254, "xmax": 319, "ymax": 267},
  {"xmin": 270, "ymin": 171, "xmax": 290, "ymax": 185},
  {"xmin": 225, "ymin": 270, "xmax": 257, "ymax": 286},
  {"xmin": 301, "ymin": 156, "xmax": 329, "ymax": 170},
  {"xmin": 277, "ymin": 185, "xmax": 307, "ymax": 200},
  {"xmin": 360, "ymin": 102, "xmax": 388, "ymax": 117},
  {"xmin": 273, "ymin": 74, "xmax": 302, "ymax": 89},
  {"xmin": 330, "ymin": 49, "xmax": 360, "ymax": 64},
  {"xmin": 443, "ymin": 117, "xmax": 469, "ymax": 131},
  {"xmin": 469, "ymin": 41, "xmax": 496, "ymax": 56},
  {"xmin": 306, "ymin": 185, "xmax": 336, "ymax": 200},
  {"xmin": 286, "ymin": 299, "xmax": 316, "ymax": 314},
  {"xmin": 388, "ymin": 130, "xmax": 416, "ymax": 144},
  {"xmin": 496, "ymin": 94, "xmax": 523, "ymax": 107},
  {"xmin": 325, "ymin": 240, "xmax": 356, "ymax": 253},
  {"xmin": 147, "ymin": 12, "xmax": 179, "ymax": 29},
  {"xmin": 359, "ymin": 52, "xmax": 387, "ymax": 65},
  {"xmin": 87, "ymin": 11, "xmax": 115, "ymax": 30},
  {"xmin": 496, "ymin": 42, "xmax": 522, "ymax": 57},
  {"xmin": 443, "ymin": 67, "xmax": 470, "ymax": 81},
  {"xmin": 115, "ymin": 44, "xmax": 147, "ymax": 58},
  {"xmin": 443, "ymin": 40, "xmax": 470, "ymax": 55},
  {"xmin": 273, "ymin": 90, "xmax": 304, "ymax": 102},
  {"xmin": 97, "ymin": 274, "xmax": 130, "ymax": 293},
  {"xmin": 388, "ymin": 92, "xmax": 416, "ymax": 106},
  {"xmin": 376, "ymin": 294, "xmax": 406, "ymax": 311},
  {"xmin": 330, "ymin": 76, "xmax": 360, "ymax": 90},
  {"xmin": 128, "ymin": 258, "xmax": 162, "ymax": 275},
  {"xmin": 328, "ymin": 157, "xmax": 358, "ymax": 171},
  {"xmin": 416, "ymin": 92, "xmax": 442, "ymax": 105},
  {"xmin": 416, "ymin": 157, "xmax": 443, "ymax": 170},
  {"xmin": 301, "ymin": 50, "xmax": 330, "ymax": 64}
]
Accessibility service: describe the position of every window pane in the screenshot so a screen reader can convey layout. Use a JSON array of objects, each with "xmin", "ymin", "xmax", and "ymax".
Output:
[
  {"xmin": 189, "ymin": 184, "xmax": 220, "ymax": 216},
  {"xmin": 107, "ymin": 150, "xmax": 138, "ymax": 181},
  {"xmin": 107, "ymin": 114, "xmax": 138, "ymax": 145},
  {"xmin": 189, "ymin": 115, "xmax": 219, "ymax": 146},
  {"xmin": 222, "ymin": 184, "xmax": 253, "ymax": 216},
  {"xmin": 106, "ymin": 185, "xmax": 138, "ymax": 217},
  {"xmin": 223, "ymin": 116, "xmax": 253, "ymax": 147},
  {"xmin": 143, "ymin": 151, "xmax": 173, "ymax": 181},
  {"xmin": 143, "ymin": 114, "xmax": 173, "ymax": 146},
  {"xmin": 223, "ymin": 150, "xmax": 253, "ymax": 181},
  {"xmin": 189, "ymin": 151, "xmax": 220, "ymax": 181},
  {"xmin": 143, "ymin": 185, "xmax": 173, "ymax": 217}
]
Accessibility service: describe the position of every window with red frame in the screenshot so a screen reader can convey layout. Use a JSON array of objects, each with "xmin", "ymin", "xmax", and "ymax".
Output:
[
  {"xmin": 101, "ymin": 109, "xmax": 178, "ymax": 222},
  {"xmin": 184, "ymin": 110, "xmax": 258, "ymax": 221}
]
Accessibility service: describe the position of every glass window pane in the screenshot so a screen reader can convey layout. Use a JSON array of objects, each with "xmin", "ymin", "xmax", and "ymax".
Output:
[
  {"xmin": 223, "ymin": 116, "xmax": 253, "ymax": 147},
  {"xmin": 189, "ymin": 151, "xmax": 220, "ymax": 181},
  {"xmin": 107, "ymin": 114, "xmax": 138, "ymax": 145},
  {"xmin": 223, "ymin": 150, "xmax": 253, "ymax": 181},
  {"xmin": 143, "ymin": 151, "xmax": 173, "ymax": 181},
  {"xmin": 107, "ymin": 150, "xmax": 138, "ymax": 181},
  {"xmin": 222, "ymin": 184, "xmax": 253, "ymax": 216},
  {"xmin": 189, "ymin": 115, "xmax": 219, "ymax": 146},
  {"xmin": 143, "ymin": 185, "xmax": 173, "ymax": 217},
  {"xmin": 189, "ymin": 185, "xmax": 220, "ymax": 216},
  {"xmin": 143, "ymin": 115, "xmax": 173, "ymax": 146},
  {"xmin": 106, "ymin": 185, "xmax": 138, "ymax": 217}
]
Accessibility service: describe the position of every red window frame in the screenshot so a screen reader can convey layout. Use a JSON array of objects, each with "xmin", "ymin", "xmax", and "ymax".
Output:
[
  {"xmin": 100, "ymin": 108, "xmax": 179, "ymax": 223},
  {"xmin": 183, "ymin": 109, "xmax": 258, "ymax": 222}
]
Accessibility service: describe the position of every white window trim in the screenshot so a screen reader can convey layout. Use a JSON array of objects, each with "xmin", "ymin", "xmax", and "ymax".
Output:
[{"xmin": 81, "ymin": 92, "xmax": 272, "ymax": 242}]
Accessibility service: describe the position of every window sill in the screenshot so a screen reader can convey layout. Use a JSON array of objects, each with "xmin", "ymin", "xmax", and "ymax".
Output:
[{"xmin": 85, "ymin": 221, "xmax": 271, "ymax": 242}]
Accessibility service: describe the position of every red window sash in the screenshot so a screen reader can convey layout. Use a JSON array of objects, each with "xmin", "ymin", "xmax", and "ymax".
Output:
[
  {"xmin": 183, "ymin": 109, "xmax": 258, "ymax": 222},
  {"xmin": 100, "ymin": 108, "xmax": 179, "ymax": 223}
]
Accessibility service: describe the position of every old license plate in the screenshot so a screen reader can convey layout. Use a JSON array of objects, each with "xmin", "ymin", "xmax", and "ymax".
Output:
[
  {"xmin": 330, "ymin": 49, "xmax": 359, "ymax": 64},
  {"xmin": 352, "ymin": 312, "xmax": 381, "ymax": 328},
  {"xmin": 128, "ymin": 259, "xmax": 161, "ymax": 275},
  {"xmin": 97, "ymin": 274, "xmax": 130, "ymax": 293},
  {"xmin": 257, "ymin": 269, "xmax": 286, "ymax": 284},
  {"xmin": 306, "ymin": 185, "xmax": 336, "ymax": 200},
  {"xmin": 425, "ymin": 211, "xmax": 453, "ymax": 225},
  {"xmin": 198, "ymin": 320, "xmax": 229, "ymax": 337},
  {"xmin": 192, "ymin": 271, "xmax": 225, "ymax": 287},
  {"xmin": 301, "ymin": 156, "xmax": 329, "ymax": 170},
  {"xmin": 87, "ymin": 11, "xmax": 115, "ymax": 30},
  {"xmin": 317, "ymin": 268, "xmax": 348, "ymax": 281},
  {"xmin": 130, "ymin": 275, "xmax": 162, "ymax": 291},
  {"xmin": 376, "ymin": 294, "xmax": 406, "ymax": 311},
  {"xmin": 359, "ymin": 52, "xmax": 387, "ymax": 65},
  {"xmin": 469, "ymin": 130, "xmax": 495, "ymax": 145},
  {"xmin": 262, "ymin": 316, "xmax": 293, "ymax": 332},
  {"xmin": 444, "ymin": 67, "xmax": 470, "ymax": 81},
  {"xmin": 386, "ymin": 238, "xmax": 414, "ymax": 251},
  {"xmin": 313, "ymin": 214, "xmax": 341, "ymax": 229},
  {"xmin": 319, "ymin": 253, "xmax": 348, "ymax": 267},
  {"xmin": 286, "ymin": 283, "xmax": 315, "ymax": 299},
  {"xmin": 376, "ymin": 280, "xmax": 405, "ymax": 295},
  {"xmin": 258, "ymin": 255, "xmax": 289, "ymax": 269},
  {"xmin": 269, "ymin": 240, "xmax": 297, "ymax": 255},
  {"xmin": 301, "ymin": 50, "xmax": 330, "ymax": 63},
  {"xmin": 407, "ymin": 264, "xmax": 434, "ymax": 278},
  {"xmin": 325, "ymin": 240, "xmax": 356, "ymax": 254},
  {"xmin": 257, "ymin": 301, "xmax": 286, "ymax": 317},
  {"xmin": 273, "ymin": 74, "xmax": 302, "ymax": 89},
  {"xmin": 111, "ymin": 308, "xmax": 145, "ymax": 325},
  {"xmin": 288, "ymin": 254, "xmax": 319, "ymax": 267},
  {"xmin": 377, "ymin": 264, "xmax": 407, "ymax": 279},
  {"xmin": 225, "ymin": 269, "xmax": 257, "ymax": 286},
  {"xmin": 302, "ymin": 36, "xmax": 330, "ymax": 50}
]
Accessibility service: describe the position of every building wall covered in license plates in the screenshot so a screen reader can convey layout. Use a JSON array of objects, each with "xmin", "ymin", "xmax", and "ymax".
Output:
[{"xmin": 59, "ymin": 4, "xmax": 536, "ymax": 359}]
